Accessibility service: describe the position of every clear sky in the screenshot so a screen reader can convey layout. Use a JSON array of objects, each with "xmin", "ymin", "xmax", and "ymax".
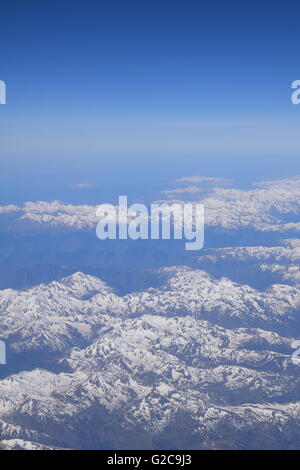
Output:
[{"xmin": 0, "ymin": 0, "xmax": 300, "ymax": 204}]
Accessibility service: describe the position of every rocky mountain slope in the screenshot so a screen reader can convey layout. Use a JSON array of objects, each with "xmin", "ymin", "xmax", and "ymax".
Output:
[{"xmin": 0, "ymin": 269, "xmax": 300, "ymax": 449}]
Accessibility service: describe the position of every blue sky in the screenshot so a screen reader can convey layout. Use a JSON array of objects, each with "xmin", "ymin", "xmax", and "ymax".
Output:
[{"xmin": 0, "ymin": 0, "xmax": 300, "ymax": 203}]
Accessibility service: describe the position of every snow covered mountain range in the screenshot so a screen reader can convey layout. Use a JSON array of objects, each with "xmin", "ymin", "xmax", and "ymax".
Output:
[
  {"xmin": 0, "ymin": 176, "xmax": 300, "ymax": 450},
  {"xmin": 1, "ymin": 177, "xmax": 300, "ymax": 235},
  {"xmin": 0, "ymin": 267, "xmax": 300, "ymax": 449}
]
